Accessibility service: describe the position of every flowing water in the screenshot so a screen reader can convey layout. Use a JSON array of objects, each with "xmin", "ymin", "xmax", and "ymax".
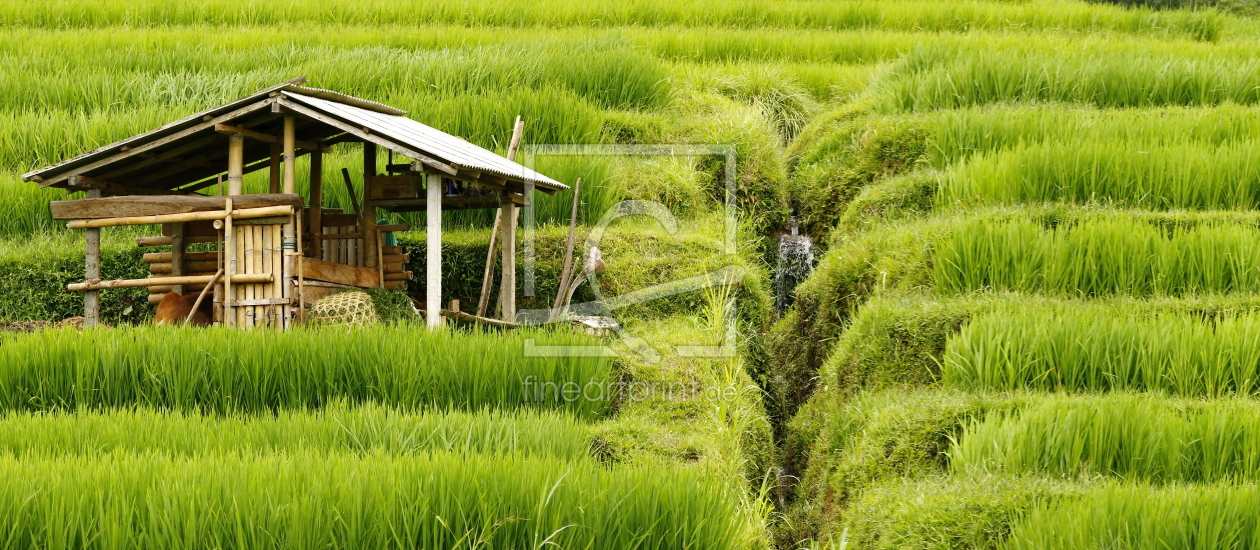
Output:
[{"xmin": 774, "ymin": 217, "xmax": 815, "ymax": 313}]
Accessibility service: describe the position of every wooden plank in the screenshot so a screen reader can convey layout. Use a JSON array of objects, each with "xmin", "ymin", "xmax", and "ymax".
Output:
[
  {"xmin": 299, "ymin": 257, "xmax": 380, "ymax": 288},
  {"xmin": 66, "ymin": 175, "xmax": 191, "ymax": 197},
  {"xmin": 66, "ymin": 205, "xmax": 294, "ymax": 229},
  {"xmin": 70, "ymin": 273, "xmax": 270, "ymax": 291},
  {"xmin": 51, "ymin": 193, "xmax": 303, "ymax": 220},
  {"xmin": 143, "ymin": 251, "xmax": 219, "ymax": 263}
]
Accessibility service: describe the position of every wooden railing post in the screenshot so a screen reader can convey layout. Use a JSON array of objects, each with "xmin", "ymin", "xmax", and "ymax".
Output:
[{"xmin": 84, "ymin": 188, "xmax": 102, "ymax": 327}]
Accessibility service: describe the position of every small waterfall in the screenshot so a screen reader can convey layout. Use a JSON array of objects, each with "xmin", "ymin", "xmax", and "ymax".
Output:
[{"xmin": 774, "ymin": 217, "xmax": 815, "ymax": 313}]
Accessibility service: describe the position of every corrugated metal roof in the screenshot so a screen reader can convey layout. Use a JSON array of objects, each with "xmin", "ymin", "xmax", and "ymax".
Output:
[
  {"xmin": 22, "ymin": 79, "xmax": 567, "ymax": 192},
  {"xmin": 281, "ymin": 91, "xmax": 566, "ymax": 190}
]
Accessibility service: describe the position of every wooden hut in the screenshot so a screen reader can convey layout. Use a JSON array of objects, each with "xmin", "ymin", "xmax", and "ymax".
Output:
[{"xmin": 21, "ymin": 78, "xmax": 566, "ymax": 329}]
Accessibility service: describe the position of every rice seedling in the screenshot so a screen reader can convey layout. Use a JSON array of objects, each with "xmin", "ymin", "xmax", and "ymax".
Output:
[
  {"xmin": 0, "ymin": 325, "xmax": 612, "ymax": 417},
  {"xmin": 0, "ymin": 402, "xmax": 591, "ymax": 459},
  {"xmin": 942, "ymin": 307, "xmax": 1260, "ymax": 396},
  {"xmin": 933, "ymin": 217, "xmax": 1260, "ymax": 297},
  {"xmin": 0, "ymin": 449, "xmax": 741, "ymax": 550},
  {"xmin": 940, "ymin": 139, "xmax": 1260, "ymax": 210},
  {"xmin": 953, "ymin": 394, "xmax": 1260, "ymax": 482},
  {"xmin": 1005, "ymin": 483, "xmax": 1260, "ymax": 550},
  {"xmin": 0, "ymin": 0, "xmax": 1219, "ymax": 39}
]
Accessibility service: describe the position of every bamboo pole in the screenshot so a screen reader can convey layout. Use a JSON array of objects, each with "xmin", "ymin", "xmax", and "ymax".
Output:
[
  {"xmin": 228, "ymin": 135, "xmax": 244, "ymax": 196},
  {"xmin": 262, "ymin": 225, "xmax": 273, "ymax": 326},
  {"xmin": 549, "ymin": 177, "xmax": 582, "ymax": 323},
  {"xmin": 84, "ymin": 188, "xmax": 102, "ymax": 327},
  {"xmin": 69, "ymin": 273, "xmax": 269, "ymax": 292},
  {"xmin": 185, "ymin": 270, "xmax": 222, "ymax": 325},
  {"xmin": 282, "ymin": 116, "xmax": 296, "ymax": 195},
  {"xmin": 223, "ymin": 199, "xmax": 235, "ymax": 327},
  {"xmin": 67, "ymin": 205, "xmax": 294, "ymax": 229},
  {"xmin": 213, "ymin": 219, "xmax": 224, "ymax": 324},
  {"xmin": 245, "ymin": 225, "xmax": 256, "ymax": 328}
]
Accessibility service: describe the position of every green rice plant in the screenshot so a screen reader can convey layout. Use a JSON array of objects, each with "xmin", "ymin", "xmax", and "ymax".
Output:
[
  {"xmin": 942, "ymin": 307, "xmax": 1260, "ymax": 395},
  {"xmin": 0, "ymin": 325, "xmax": 612, "ymax": 417},
  {"xmin": 885, "ymin": 38, "xmax": 1260, "ymax": 111},
  {"xmin": 0, "ymin": 0, "xmax": 1220, "ymax": 39},
  {"xmin": 929, "ymin": 104, "xmax": 1260, "ymax": 167},
  {"xmin": 933, "ymin": 217, "xmax": 1260, "ymax": 297},
  {"xmin": 0, "ymin": 402, "xmax": 590, "ymax": 459},
  {"xmin": 1005, "ymin": 483, "xmax": 1260, "ymax": 550},
  {"xmin": 0, "ymin": 450, "xmax": 741, "ymax": 550},
  {"xmin": 953, "ymin": 394, "xmax": 1260, "ymax": 482},
  {"xmin": 940, "ymin": 139, "xmax": 1260, "ymax": 210}
]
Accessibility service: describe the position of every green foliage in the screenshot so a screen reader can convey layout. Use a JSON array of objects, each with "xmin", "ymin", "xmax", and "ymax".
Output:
[
  {"xmin": 944, "ymin": 307, "xmax": 1260, "ymax": 396},
  {"xmin": 936, "ymin": 217, "xmax": 1260, "ymax": 297},
  {"xmin": 0, "ymin": 450, "xmax": 739, "ymax": 550},
  {"xmin": 0, "ymin": 232, "xmax": 150, "ymax": 324},
  {"xmin": 838, "ymin": 171, "xmax": 938, "ymax": 231},
  {"xmin": 0, "ymin": 326, "xmax": 611, "ymax": 417},
  {"xmin": 0, "ymin": 0, "xmax": 1221, "ymax": 38},
  {"xmin": 1006, "ymin": 483, "xmax": 1260, "ymax": 550},
  {"xmin": 0, "ymin": 403, "xmax": 590, "ymax": 459},
  {"xmin": 955, "ymin": 394, "xmax": 1260, "ymax": 483}
]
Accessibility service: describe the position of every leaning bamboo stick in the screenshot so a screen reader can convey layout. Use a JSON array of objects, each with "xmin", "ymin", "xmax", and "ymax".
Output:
[
  {"xmin": 185, "ymin": 270, "xmax": 222, "ymax": 325},
  {"xmin": 475, "ymin": 116, "xmax": 525, "ymax": 317},
  {"xmin": 67, "ymin": 205, "xmax": 293, "ymax": 229},
  {"xmin": 69, "ymin": 273, "xmax": 270, "ymax": 292},
  {"xmin": 549, "ymin": 177, "xmax": 583, "ymax": 323},
  {"xmin": 223, "ymin": 198, "xmax": 235, "ymax": 327}
]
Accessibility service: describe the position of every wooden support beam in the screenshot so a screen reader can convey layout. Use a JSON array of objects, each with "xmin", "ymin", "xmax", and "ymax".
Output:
[
  {"xmin": 227, "ymin": 135, "xmax": 244, "ymax": 196},
  {"xmin": 308, "ymin": 150, "xmax": 323, "ymax": 257},
  {"xmin": 363, "ymin": 142, "xmax": 379, "ymax": 274},
  {"xmin": 66, "ymin": 175, "xmax": 190, "ymax": 197},
  {"xmin": 53, "ymin": 194, "xmax": 302, "ymax": 220},
  {"xmin": 98, "ymin": 134, "xmax": 224, "ymax": 181},
  {"xmin": 66, "ymin": 205, "xmax": 294, "ymax": 229},
  {"xmin": 143, "ymin": 251, "xmax": 220, "ymax": 263},
  {"xmin": 268, "ymin": 143, "xmax": 282, "ymax": 194},
  {"xmin": 171, "ymin": 222, "xmax": 185, "ymax": 294},
  {"xmin": 136, "ymin": 235, "xmax": 219, "ymax": 247},
  {"xmin": 69, "ymin": 273, "xmax": 271, "ymax": 292},
  {"xmin": 427, "ymin": 172, "xmax": 442, "ymax": 328},
  {"xmin": 84, "ymin": 188, "xmax": 101, "ymax": 327}
]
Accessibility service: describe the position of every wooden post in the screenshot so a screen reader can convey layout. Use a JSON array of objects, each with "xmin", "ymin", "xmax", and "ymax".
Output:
[
  {"xmin": 427, "ymin": 172, "xmax": 442, "ymax": 328},
  {"xmin": 477, "ymin": 116, "xmax": 524, "ymax": 319},
  {"xmin": 498, "ymin": 194, "xmax": 517, "ymax": 323},
  {"xmin": 268, "ymin": 144, "xmax": 281, "ymax": 194},
  {"xmin": 308, "ymin": 150, "xmax": 323, "ymax": 257},
  {"xmin": 171, "ymin": 222, "xmax": 186, "ymax": 295},
  {"xmin": 282, "ymin": 116, "xmax": 296, "ymax": 195},
  {"xmin": 362, "ymin": 143, "xmax": 379, "ymax": 278},
  {"xmin": 84, "ymin": 188, "xmax": 102, "ymax": 327}
]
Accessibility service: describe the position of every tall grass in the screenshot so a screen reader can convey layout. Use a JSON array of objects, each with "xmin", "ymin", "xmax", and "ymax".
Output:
[
  {"xmin": 1006, "ymin": 483, "xmax": 1260, "ymax": 550},
  {"xmin": 929, "ymin": 104, "xmax": 1260, "ymax": 167},
  {"xmin": 0, "ymin": 0, "xmax": 1219, "ymax": 38},
  {"xmin": 0, "ymin": 450, "xmax": 741, "ymax": 550},
  {"xmin": 0, "ymin": 326, "xmax": 612, "ymax": 417},
  {"xmin": 940, "ymin": 139, "xmax": 1260, "ymax": 209},
  {"xmin": 954, "ymin": 394, "xmax": 1260, "ymax": 482},
  {"xmin": 934, "ymin": 217, "xmax": 1260, "ymax": 296},
  {"xmin": 0, "ymin": 402, "xmax": 590, "ymax": 459},
  {"xmin": 886, "ymin": 39, "xmax": 1260, "ymax": 111},
  {"xmin": 943, "ymin": 307, "xmax": 1260, "ymax": 395}
]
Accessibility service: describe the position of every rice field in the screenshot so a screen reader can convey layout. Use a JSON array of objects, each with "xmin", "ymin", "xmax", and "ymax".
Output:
[{"xmin": 934, "ymin": 217, "xmax": 1260, "ymax": 297}]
